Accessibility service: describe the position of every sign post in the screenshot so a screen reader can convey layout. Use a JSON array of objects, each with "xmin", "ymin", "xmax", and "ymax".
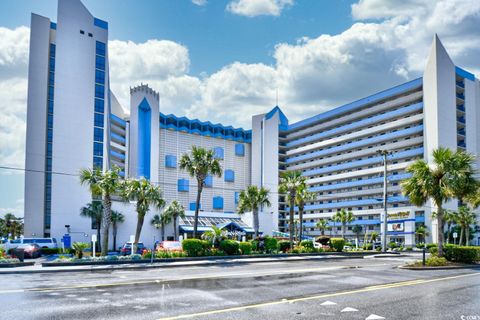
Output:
[
  {"xmin": 129, "ymin": 235, "xmax": 135, "ymax": 255},
  {"xmin": 453, "ymin": 232, "xmax": 458, "ymax": 245},
  {"xmin": 91, "ymin": 234, "xmax": 97, "ymax": 257}
]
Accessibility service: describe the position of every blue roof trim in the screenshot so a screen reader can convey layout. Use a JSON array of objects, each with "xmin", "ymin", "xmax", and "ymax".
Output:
[
  {"xmin": 286, "ymin": 125, "xmax": 424, "ymax": 164},
  {"xmin": 50, "ymin": 22, "xmax": 57, "ymax": 30},
  {"xmin": 286, "ymin": 102, "xmax": 423, "ymax": 148},
  {"xmin": 455, "ymin": 66, "xmax": 475, "ymax": 81},
  {"xmin": 160, "ymin": 112, "xmax": 252, "ymax": 143},
  {"xmin": 288, "ymin": 77, "xmax": 423, "ymax": 131},
  {"xmin": 94, "ymin": 18, "xmax": 108, "ymax": 30},
  {"xmin": 265, "ymin": 106, "xmax": 289, "ymax": 130},
  {"xmin": 287, "ymin": 196, "xmax": 408, "ymax": 212}
]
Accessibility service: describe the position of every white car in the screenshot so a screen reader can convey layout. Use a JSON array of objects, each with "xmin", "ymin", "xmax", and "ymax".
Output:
[{"xmin": 3, "ymin": 238, "xmax": 58, "ymax": 251}]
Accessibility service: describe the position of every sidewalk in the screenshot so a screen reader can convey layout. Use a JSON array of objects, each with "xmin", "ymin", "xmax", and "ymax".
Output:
[{"xmin": 0, "ymin": 254, "xmax": 371, "ymax": 274}]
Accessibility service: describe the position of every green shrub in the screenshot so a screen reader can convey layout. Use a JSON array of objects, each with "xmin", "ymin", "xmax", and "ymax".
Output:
[
  {"xmin": 40, "ymin": 248, "xmax": 60, "ymax": 255},
  {"xmin": 362, "ymin": 243, "xmax": 373, "ymax": 250},
  {"xmin": 239, "ymin": 242, "xmax": 252, "ymax": 255},
  {"xmin": 300, "ymin": 240, "xmax": 314, "ymax": 249},
  {"xmin": 182, "ymin": 239, "xmax": 211, "ymax": 257},
  {"xmin": 425, "ymin": 256, "xmax": 448, "ymax": 266},
  {"xmin": 416, "ymin": 243, "xmax": 425, "ymax": 249},
  {"xmin": 72, "ymin": 242, "xmax": 90, "ymax": 259},
  {"xmin": 426, "ymin": 243, "xmax": 437, "ymax": 251},
  {"xmin": 250, "ymin": 239, "xmax": 259, "ymax": 252},
  {"xmin": 329, "ymin": 238, "xmax": 345, "ymax": 252},
  {"xmin": 219, "ymin": 240, "xmax": 240, "ymax": 255},
  {"xmin": 376, "ymin": 246, "xmax": 382, "ymax": 252},
  {"xmin": 430, "ymin": 244, "xmax": 478, "ymax": 263},
  {"xmin": 278, "ymin": 240, "xmax": 291, "ymax": 253},
  {"xmin": 264, "ymin": 237, "xmax": 279, "ymax": 253},
  {"xmin": 388, "ymin": 242, "xmax": 397, "ymax": 249},
  {"xmin": 405, "ymin": 246, "xmax": 413, "ymax": 251}
]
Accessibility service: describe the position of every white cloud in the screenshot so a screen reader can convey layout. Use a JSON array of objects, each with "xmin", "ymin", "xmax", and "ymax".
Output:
[
  {"xmin": 0, "ymin": 26, "xmax": 29, "ymax": 68},
  {"xmin": 227, "ymin": 0, "xmax": 294, "ymax": 17},
  {"xmin": 0, "ymin": 198, "xmax": 24, "ymax": 217},
  {"xmin": 192, "ymin": 0, "xmax": 207, "ymax": 6}
]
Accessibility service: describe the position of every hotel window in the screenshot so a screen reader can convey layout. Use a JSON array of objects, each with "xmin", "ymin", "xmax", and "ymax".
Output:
[
  {"xmin": 214, "ymin": 147, "xmax": 224, "ymax": 159},
  {"xmin": 178, "ymin": 179, "xmax": 189, "ymax": 192},
  {"xmin": 224, "ymin": 169, "xmax": 235, "ymax": 182}
]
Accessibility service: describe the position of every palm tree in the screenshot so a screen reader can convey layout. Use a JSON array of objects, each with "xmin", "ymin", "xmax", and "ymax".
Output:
[
  {"xmin": 122, "ymin": 178, "xmax": 165, "ymax": 252},
  {"xmin": 110, "ymin": 211, "xmax": 124, "ymax": 251},
  {"xmin": 402, "ymin": 147, "xmax": 476, "ymax": 257},
  {"xmin": 443, "ymin": 210, "xmax": 457, "ymax": 244},
  {"xmin": 415, "ymin": 225, "xmax": 429, "ymax": 244},
  {"xmin": 279, "ymin": 171, "xmax": 305, "ymax": 250},
  {"xmin": 80, "ymin": 201, "xmax": 103, "ymax": 252},
  {"xmin": 352, "ymin": 225, "xmax": 362, "ymax": 246},
  {"xmin": 179, "ymin": 146, "xmax": 222, "ymax": 238},
  {"xmin": 295, "ymin": 185, "xmax": 316, "ymax": 241},
  {"xmin": 455, "ymin": 206, "xmax": 476, "ymax": 245},
  {"xmin": 79, "ymin": 166, "xmax": 122, "ymax": 256},
  {"xmin": 334, "ymin": 209, "xmax": 354, "ymax": 239},
  {"xmin": 151, "ymin": 211, "xmax": 171, "ymax": 241},
  {"xmin": 163, "ymin": 201, "xmax": 186, "ymax": 241},
  {"xmin": 201, "ymin": 226, "xmax": 227, "ymax": 248},
  {"xmin": 370, "ymin": 231, "xmax": 379, "ymax": 243},
  {"xmin": 237, "ymin": 185, "xmax": 271, "ymax": 239},
  {"xmin": 316, "ymin": 219, "xmax": 330, "ymax": 236}
]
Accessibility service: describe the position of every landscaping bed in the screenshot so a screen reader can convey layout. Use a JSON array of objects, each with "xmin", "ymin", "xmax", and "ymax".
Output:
[
  {"xmin": 0, "ymin": 259, "xmax": 35, "ymax": 268},
  {"xmin": 42, "ymin": 251, "xmax": 384, "ymax": 267}
]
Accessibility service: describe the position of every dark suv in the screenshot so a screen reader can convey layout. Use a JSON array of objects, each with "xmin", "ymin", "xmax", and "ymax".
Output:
[{"xmin": 120, "ymin": 242, "xmax": 146, "ymax": 255}]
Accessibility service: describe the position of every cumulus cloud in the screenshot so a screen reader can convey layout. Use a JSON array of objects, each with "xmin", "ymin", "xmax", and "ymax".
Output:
[
  {"xmin": 227, "ymin": 0, "xmax": 294, "ymax": 17},
  {"xmin": 192, "ymin": 0, "xmax": 207, "ymax": 6}
]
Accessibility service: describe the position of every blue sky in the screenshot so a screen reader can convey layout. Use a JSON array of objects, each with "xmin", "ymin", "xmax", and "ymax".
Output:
[{"xmin": 0, "ymin": 0, "xmax": 479, "ymax": 217}]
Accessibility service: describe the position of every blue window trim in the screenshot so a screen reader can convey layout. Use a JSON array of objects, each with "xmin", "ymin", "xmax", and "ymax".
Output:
[
  {"xmin": 309, "ymin": 173, "xmax": 411, "ymax": 193},
  {"xmin": 94, "ymin": 18, "xmax": 108, "ymax": 30},
  {"xmin": 287, "ymin": 77, "xmax": 422, "ymax": 131},
  {"xmin": 213, "ymin": 196, "xmax": 224, "ymax": 210},
  {"xmin": 204, "ymin": 175, "xmax": 213, "ymax": 187},
  {"xmin": 165, "ymin": 155, "xmax": 177, "ymax": 168},
  {"xmin": 234, "ymin": 191, "xmax": 240, "ymax": 205},
  {"xmin": 50, "ymin": 22, "xmax": 57, "ymax": 30},
  {"xmin": 235, "ymin": 143, "xmax": 245, "ymax": 156},
  {"xmin": 214, "ymin": 147, "xmax": 224, "ymax": 160},
  {"xmin": 189, "ymin": 202, "xmax": 201, "ymax": 211},
  {"xmin": 286, "ymin": 102, "xmax": 423, "ymax": 148},
  {"xmin": 224, "ymin": 169, "xmax": 235, "ymax": 182},
  {"xmin": 138, "ymin": 98, "xmax": 151, "ymax": 179},
  {"xmin": 302, "ymin": 148, "xmax": 423, "ymax": 177},
  {"xmin": 178, "ymin": 179, "xmax": 189, "ymax": 192},
  {"xmin": 286, "ymin": 125, "xmax": 424, "ymax": 164}
]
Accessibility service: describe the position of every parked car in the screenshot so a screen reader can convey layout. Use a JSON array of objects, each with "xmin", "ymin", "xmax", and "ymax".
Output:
[
  {"xmin": 120, "ymin": 242, "xmax": 146, "ymax": 255},
  {"xmin": 14, "ymin": 243, "xmax": 42, "ymax": 259},
  {"xmin": 156, "ymin": 241, "xmax": 182, "ymax": 252},
  {"xmin": 3, "ymin": 238, "xmax": 57, "ymax": 251}
]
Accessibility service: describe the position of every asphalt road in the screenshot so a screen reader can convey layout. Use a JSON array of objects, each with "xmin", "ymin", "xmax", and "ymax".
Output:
[{"xmin": 0, "ymin": 254, "xmax": 479, "ymax": 320}]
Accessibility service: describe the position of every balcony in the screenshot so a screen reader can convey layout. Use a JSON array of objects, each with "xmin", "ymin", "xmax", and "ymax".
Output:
[
  {"xmin": 456, "ymin": 81, "xmax": 464, "ymax": 88},
  {"xmin": 457, "ymin": 129, "xmax": 466, "ymax": 136},
  {"xmin": 457, "ymin": 116, "xmax": 466, "ymax": 124},
  {"xmin": 457, "ymin": 104, "xmax": 465, "ymax": 112},
  {"xmin": 456, "ymin": 93, "xmax": 465, "ymax": 100}
]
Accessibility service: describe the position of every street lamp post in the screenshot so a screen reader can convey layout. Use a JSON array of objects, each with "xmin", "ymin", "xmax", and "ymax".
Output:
[{"xmin": 377, "ymin": 149, "xmax": 391, "ymax": 252}]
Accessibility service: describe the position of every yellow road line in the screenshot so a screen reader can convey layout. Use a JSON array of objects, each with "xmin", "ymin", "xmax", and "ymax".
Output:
[
  {"xmin": 158, "ymin": 272, "xmax": 480, "ymax": 320},
  {"xmin": 0, "ymin": 264, "xmax": 373, "ymax": 294}
]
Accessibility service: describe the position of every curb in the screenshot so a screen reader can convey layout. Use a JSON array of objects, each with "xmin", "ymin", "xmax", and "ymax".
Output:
[
  {"xmin": 398, "ymin": 264, "xmax": 480, "ymax": 270},
  {"xmin": 0, "ymin": 254, "xmax": 369, "ymax": 274},
  {"xmin": 0, "ymin": 262, "xmax": 35, "ymax": 268}
]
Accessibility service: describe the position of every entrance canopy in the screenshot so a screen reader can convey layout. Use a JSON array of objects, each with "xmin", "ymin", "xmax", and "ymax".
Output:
[{"xmin": 179, "ymin": 216, "xmax": 255, "ymax": 235}]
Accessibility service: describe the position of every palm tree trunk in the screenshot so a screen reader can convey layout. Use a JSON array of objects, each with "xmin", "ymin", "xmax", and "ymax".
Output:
[
  {"xmin": 161, "ymin": 222, "xmax": 165, "ymax": 241},
  {"xmin": 298, "ymin": 204, "xmax": 304, "ymax": 242},
  {"xmin": 134, "ymin": 211, "xmax": 145, "ymax": 254},
  {"xmin": 446, "ymin": 222, "xmax": 451, "ymax": 244},
  {"xmin": 193, "ymin": 183, "xmax": 203, "ymax": 239},
  {"xmin": 289, "ymin": 196, "xmax": 295, "ymax": 250},
  {"xmin": 342, "ymin": 223, "xmax": 346, "ymax": 239},
  {"xmin": 96, "ymin": 221, "xmax": 101, "ymax": 254},
  {"xmin": 101, "ymin": 194, "xmax": 112, "ymax": 256},
  {"xmin": 112, "ymin": 223, "xmax": 117, "ymax": 252},
  {"xmin": 466, "ymin": 226, "xmax": 470, "ymax": 246},
  {"xmin": 173, "ymin": 215, "xmax": 178, "ymax": 241},
  {"xmin": 459, "ymin": 227, "xmax": 464, "ymax": 246},
  {"xmin": 253, "ymin": 207, "xmax": 260, "ymax": 239},
  {"xmin": 436, "ymin": 205, "xmax": 444, "ymax": 257}
]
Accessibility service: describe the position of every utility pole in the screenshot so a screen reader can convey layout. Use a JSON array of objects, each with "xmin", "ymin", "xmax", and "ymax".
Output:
[{"xmin": 377, "ymin": 150, "xmax": 391, "ymax": 252}]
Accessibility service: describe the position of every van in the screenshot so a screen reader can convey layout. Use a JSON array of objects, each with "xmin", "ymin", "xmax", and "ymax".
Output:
[{"xmin": 3, "ymin": 238, "xmax": 58, "ymax": 251}]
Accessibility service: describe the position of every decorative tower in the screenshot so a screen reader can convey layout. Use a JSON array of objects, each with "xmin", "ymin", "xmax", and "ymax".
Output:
[{"xmin": 128, "ymin": 84, "xmax": 160, "ymax": 181}]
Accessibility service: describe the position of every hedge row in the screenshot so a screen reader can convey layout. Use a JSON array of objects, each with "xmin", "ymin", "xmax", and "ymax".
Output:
[{"xmin": 429, "ymin": 244, "xmax": 480, "ymax": 264}]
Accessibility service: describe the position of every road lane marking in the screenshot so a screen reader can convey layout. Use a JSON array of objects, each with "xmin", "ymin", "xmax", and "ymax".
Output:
[
  {"xmin": 0, "ymin": 264, "xmax": 369, "ymax": 294},
  {"xmin": 341, "ymin": 307, "xmax": 358, "ymax": 312},
  {"xmin": 320, "ymin": 301, "xmax": 337, "ymax": 306},
  {"xmin": 157, "ymin": 272, "xmax": 480, "ymax": 320},
  {"xmin": 366, "ymin": 314, "xmax": 385, "ymax": 320}
]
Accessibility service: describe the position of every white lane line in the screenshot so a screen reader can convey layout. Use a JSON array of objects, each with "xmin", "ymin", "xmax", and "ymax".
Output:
[{"xmin": 366, "ymin": 314, "xmax": 385, "ymax": 320}]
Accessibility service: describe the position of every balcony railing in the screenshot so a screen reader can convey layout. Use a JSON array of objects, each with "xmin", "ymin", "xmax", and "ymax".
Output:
[
  {"xmin": 457, "ymin": 116, "xmax": 466, "ymax": 124},
  {"xmin": 456, "ymin": 81, "xmax": 464, "ymax": 88},
  {"xmin": 457, "ymin": 104, "xmax": 465, "ymax": 112},
  {"xmin": 456, "ymin": 93, "xmax": 465, "ymax": 100}
]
